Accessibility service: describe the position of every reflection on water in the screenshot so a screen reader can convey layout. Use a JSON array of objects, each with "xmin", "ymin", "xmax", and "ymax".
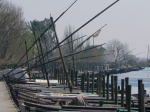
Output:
[{"xmin": 116, "ymin": 67, "xmax": 150, "ymax": 94}]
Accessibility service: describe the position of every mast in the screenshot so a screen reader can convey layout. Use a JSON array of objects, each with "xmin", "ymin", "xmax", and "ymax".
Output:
[{"xmin": 147, "ymin": 44, "xmax": 149, "ymax": 66}]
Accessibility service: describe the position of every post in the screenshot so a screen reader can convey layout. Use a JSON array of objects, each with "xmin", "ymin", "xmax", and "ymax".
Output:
[
  {"xmin": 54, "ymin": 68, "xmax": 57, "ymax": 79},
  {"xmin": 111, "ymin": 75, "xmax": 114, "ymax": 101},
  {"xmin": 121, "ymin": 79, "xmax": 124, "ymax": 107},
  {"xmin": 92, "ymin": 72, "xmax": 95, "ymax": 93},
  {"xmin": 138, "ymin": 79, "xmax": 143, "ymax": 112},
  {"xmin": 125, "ymin": 77, "xmax": 129, "ymax": 108},
  {"xmin": 86, "ymin": 72, "xmax": 89, "ymax": 93},
  {"xmin": 106, "ymin": 73, "xmax": 109, "ymax": 100},
  {"xmin": 81, "ymin": 73, "xmax": 85, "ymax": 92},
  {"xmin": 98, "ymin": 72, "xmax": 102, "ymax": 96},
  {"xmin": 126, "ymin": 85, "xmax": 131, "ymax": 112},
  {"xmin": 140, "ymin": 84, "xmax": 145, "ymax": 112},
  {"xmin": 58, "ymin": 69, "xmax": 60, "ymax": 83},
  {"xmin": 114, "ymin": 76, "xmax": 118, "ymax": 105},
  {"xmin": 102, "ymin": 75, "xmax": 105, "ymax": 97},
  {"xmin": 97, "ymin": 73, "xmax": 100, "ymax": 94},
  {"xmin": 75, "ymin": 71, "xmax": 78, "ymax": 87}
]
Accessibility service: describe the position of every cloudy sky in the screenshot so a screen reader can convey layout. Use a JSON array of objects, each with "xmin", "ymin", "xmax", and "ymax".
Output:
[{"xmin": 9, "ymin": 0, "xmax": 150, "ymax": 58}]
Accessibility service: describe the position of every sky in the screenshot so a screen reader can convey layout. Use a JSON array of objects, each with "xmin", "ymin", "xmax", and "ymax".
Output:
[{"xmin": 9, "ymin": 0, "xmax": 150, "ymax": 59}]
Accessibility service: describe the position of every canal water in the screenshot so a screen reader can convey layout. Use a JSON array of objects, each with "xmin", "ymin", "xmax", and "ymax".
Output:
[{"xmin": 116, "ymin": 67, "xmax": 150, "ymax": 95}]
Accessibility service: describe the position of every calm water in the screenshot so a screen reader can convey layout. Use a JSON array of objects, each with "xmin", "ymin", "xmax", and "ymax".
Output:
[{"xmin": 115, "ymin": 67, "xmax": 150, "ymax": 94}]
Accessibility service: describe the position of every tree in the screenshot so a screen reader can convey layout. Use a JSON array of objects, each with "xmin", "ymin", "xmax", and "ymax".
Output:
[
  {"xmin": 0, "ymin": 0, "xmax": 25, "ymax": 62},
  {"xmin": 62, "ymin": 25, "xmax": 83, "ymax": 54},
  {"xmin": 105, "ymin": 39, "xmax": 129, "ymax": 68}
]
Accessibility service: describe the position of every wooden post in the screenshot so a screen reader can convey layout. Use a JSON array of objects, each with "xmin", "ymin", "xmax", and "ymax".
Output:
[
  {"xmin": 126, "ymin": 85, "xmax": 131, "ymax": 112},
  {"xmin": 75, "ymin": 71, "xmax": 78, "ymax": 87},
  {"xmin": 140, "ymin": 83, "xmax": 145, "ymax": 112},
  {"xmin": 86, "ymin": 72, "xmax": 89, "ymax": 93},
  {"xmin": 98, "ymin": 72, "xmax": 102, "ymax": 96},
  {"xmin": 111, "ymin": 75, "xmax": 114, "ymax": 101},
  {"xmin": 138, "ymin": 79, "xmax": 143, "ymax": 112},
  {"xmin": 121, "ymin": 79, "xmax": 124, "ymax": 107},
  {"xmin": 62, "ymin": 71, "xmax": 64, "ymax": 84},
  {"xmin": 58, "ymin": 69, "xmax": 60, "ymax": 83},
  {"xmin": 102, "ymin": 75, "xmax": 105, "ymax": 97},
  {"xmin": 114, "ymin": 76, "xmax": 118, "ymax": 105},
  {"xmin": 97, "ymin": 73, "xmax": 100, "ymax": 94},
  {"xmin": 81, "ymin": 73, "xmax": 85, "ymax": 92},
  {"xmin": 106, "ymin": 73, "xmax": 109, "ymax": 100},
  {"xmin": 92, "ymin": 72, "xmax": 95, "ymax": 93},
  {"xmin": 125, "ymin": 77, "xmax": 129, "ymax": 108},
  {"xmin": 54, "ymin": 68, "xmax": 57, "ymax": 79}
]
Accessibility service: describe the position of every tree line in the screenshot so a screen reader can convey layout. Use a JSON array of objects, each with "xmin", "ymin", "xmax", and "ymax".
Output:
[{"xmin": 0, "ymin": 0, "xmax": 146, "ymax": 69}]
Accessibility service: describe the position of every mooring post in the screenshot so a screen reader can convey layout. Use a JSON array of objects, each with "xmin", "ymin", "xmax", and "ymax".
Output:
[
  {"xmin": 121, "ymin": 79, "xmax": 124, "ymax": 107},
  {"xmin": 140, "ymin": 83, "xmax": 145, "ymax": 112},
  {"xmin": 125, "ymin": 77, "xmax": 129, "ymax": 108},
  {"xmin": 138, "ymin": 79, "xmax": 143, "ymax": 112},
  {"xmin": 92, "ymin": 72, "xmax": 95, "ymax": 93},
  {"xmin": 97, "ymin": 73, "xmax": 100, "ymax": 94},
  {"xmin": 58, "ymin": 69, "xmax": 60, "ymax": 83},
  {"xmin": 99, "ymin": 72, "xmax": 102, "ymax": 97},
  {"xmin": 111, "ymin": 75, "xmax": 114, "ymax": 101},
  {"xmin": 75, "ymin": 71, "xmax": 78, "ymax": 87},
  {"xmin": 126, "ymin": 85, "xmax": 131, "ymax": 112},
  {"xmin": 106, "ymin": 72, "xmax": 109, "ymax": 100},
  {"xmin": 102, "ymin": 75, "xmax": 105, "ymax": 97},
  {"xmin": 114, "ymin": 76, "xmax": 118, "ymax": 105},
  {"xmin": 81, "ymin": 73, "xmax": 85, "ymax": 92},
  {"xmin": 86, "ymin": 72, "xmax": 89, "ymax": 93},
  {"xmin": 54, "ymin": 68, "xmax": 57, "ymax": 79}
]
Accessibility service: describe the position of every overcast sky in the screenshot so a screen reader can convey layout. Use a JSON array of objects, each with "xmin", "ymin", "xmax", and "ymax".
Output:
[{"xmin": 9, "ymin": 0, "xmax": 150, "ymax": 58}]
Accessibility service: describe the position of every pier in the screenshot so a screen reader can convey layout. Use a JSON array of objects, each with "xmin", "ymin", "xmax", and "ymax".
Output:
[{"xmin": 0, "ymin": 81, "xmax": 18, "ymax": 112}]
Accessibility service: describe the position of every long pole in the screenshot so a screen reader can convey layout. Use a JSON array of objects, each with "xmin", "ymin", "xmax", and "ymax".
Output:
[
  {"xmin": 147, "ymin": 44, "xmax": 149, "ymax": 66},
  {"xmin": 51, "ymin": 17, "xmax": 73, "ymax": 92}
]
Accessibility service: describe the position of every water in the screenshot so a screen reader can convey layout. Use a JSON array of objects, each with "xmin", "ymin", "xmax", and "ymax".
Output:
[{"xmin": 115, "ymin": 67, "xmax": 150, "ymax": 94}]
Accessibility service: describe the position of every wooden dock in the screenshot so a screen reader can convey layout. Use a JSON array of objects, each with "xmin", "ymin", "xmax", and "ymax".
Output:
[{"xmin": 0, "ymin": 81, "xmax": 19, "ymax": 112}]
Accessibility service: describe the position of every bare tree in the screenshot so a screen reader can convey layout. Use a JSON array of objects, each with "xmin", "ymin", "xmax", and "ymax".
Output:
[
  {"xmin": 0, "ymin": 0, "xmax": 24, "ymax": 62},
  {"xmin": 105, "ymin": 39, "xmax": 129, "ymax": 67}
]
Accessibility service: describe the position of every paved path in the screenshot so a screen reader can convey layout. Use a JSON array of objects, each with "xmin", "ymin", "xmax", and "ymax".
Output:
[{"xmin": 0, "ymin": 81, "xmax": 18, "ymax": 112}]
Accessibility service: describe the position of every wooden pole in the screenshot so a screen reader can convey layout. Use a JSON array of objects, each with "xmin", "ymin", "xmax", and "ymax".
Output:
[
  {"xmin": 106, "ymin": 73, "xmax": 109, "ymax": 100},
  {"xmin": 92, "ymin": 72, "xmax": 95, "ymax": 93},
  {"xmin": 125, "ymin": 77, "xmax": 129, "ymax": 108},
  {"xmin": 75, "ymin": 71, "xmax": 78, "ymax": 87},
  {"xmin": 98, "ymin": 72, "xmax": 102, "ymax": 96},
  {"xmin": 81, "ymin": 73, "xmax": 85, "ymax": 92},
  {"xmin": 51, "ymin": 17, "xmax": 73, "ymax": 92},
  {"xmin": 102, "ymin": 75, "xmax": 105, "ymax": 97},
  {"xmin": 114, "ymin": 76, "xmax": 118, "ymax": 105},
  {"xmin": 121, "ymin": 79, "xmax": 124, "ymax": 107},
  {"xmin": 111, "ymin": 75, "xmax": 114, "ymax": 101},
  {"xmin": 140, "ymin": 83, "xmax": 145, "ymax": 112},
  {"xmin": 126, "ymin": 85, "xmax": 131, "ymax": 112},
  {"xmin": 86, "ymin": 72, "xmax": 89, "ymax": 93},
  {"xmin": 138, "ymin": 79, "xmax": 143, "ymax": 112}
]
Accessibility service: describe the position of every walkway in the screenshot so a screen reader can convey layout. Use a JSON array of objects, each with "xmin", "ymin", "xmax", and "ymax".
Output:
[{"xmin": 0, "ymin": 81, "xmax": 18, "ymax": 112}]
